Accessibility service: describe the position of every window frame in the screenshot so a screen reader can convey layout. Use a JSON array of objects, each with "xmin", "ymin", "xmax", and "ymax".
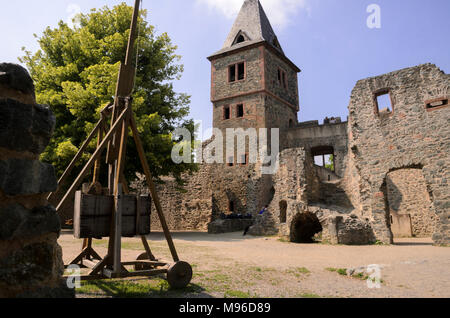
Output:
[
  {"xmin": 236, "ymin": 103, "xmax": 244, "ymax": 118},
  {"xmin": 424, "ymin": 97, "xmax": 449, "ymax": 112},
  {"xmin": 277, "ymin": 67, "xmax": 288, "ymax": 90},
  {"xmin": 374, "ymin": 89, "xmax": 395, "ymax": 117},
  {"xmin": 223, "ymin": 105, "xmax": 231, "ymax": 120},
  {"xmin": 228, "ymin": 61, "xmax": 246, "ymax": 83}
]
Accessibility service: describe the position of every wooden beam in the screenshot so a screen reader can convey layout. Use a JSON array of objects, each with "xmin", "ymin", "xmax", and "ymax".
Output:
[
  {"xmin": 113, "ymin": 185, "xmax": 123, "ymax": 274},
  {"xmin": 48, "ymin": 118, "xmax": 103, "ymax": 204},
  {"xmin": 55, "ymin": 108, "xmax": 129, "ymax": 213},
  {"xmin": 129, "ymin": 114, "xmax": 180, "ymax": 262}
]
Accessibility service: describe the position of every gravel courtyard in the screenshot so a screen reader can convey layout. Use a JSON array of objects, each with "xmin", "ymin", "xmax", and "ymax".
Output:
[{"xmin": 59, "ymin": 231, "xmax": 450, "ymax": 298}]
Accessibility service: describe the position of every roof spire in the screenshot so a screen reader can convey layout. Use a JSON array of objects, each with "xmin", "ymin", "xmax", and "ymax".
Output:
[{"xmin": 221, "ymin": 0, "xmax": 283, "ymax": 54}]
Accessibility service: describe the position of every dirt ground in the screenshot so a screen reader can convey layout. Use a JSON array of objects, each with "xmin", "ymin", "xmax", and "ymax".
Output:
[{"xmin": 59, "ymin": 231, "xmax": 450, "ymax": 298}]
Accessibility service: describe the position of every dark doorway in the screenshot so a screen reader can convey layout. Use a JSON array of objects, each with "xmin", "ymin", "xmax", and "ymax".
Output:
[
  {"xmin": 290, "ymin": 212, "xmax": 322, "ymax": 243},
  {"xmin": 279, "ymin": 201, "xmax": 287, "ymax": 223}
]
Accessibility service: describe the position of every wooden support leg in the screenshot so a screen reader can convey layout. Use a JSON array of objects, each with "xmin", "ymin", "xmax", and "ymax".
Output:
[{"xmin": 129, "ymin": 115, "xmax": 180, "ymax": 262}]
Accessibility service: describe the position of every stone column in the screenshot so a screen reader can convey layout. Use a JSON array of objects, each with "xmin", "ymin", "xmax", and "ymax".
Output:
[{"xmin": 0, "ymin": 63, "xmax": 73, "ymax": 298}]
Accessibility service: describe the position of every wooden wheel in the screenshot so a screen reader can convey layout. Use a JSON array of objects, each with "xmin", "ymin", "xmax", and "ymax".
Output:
[
  {"xmin": 134, "ymin": 252, "xmax": 154, "ymax": 271},
  {"xmin": 167, "ymin": 261, "xmax": 192, "ymax": 289}
]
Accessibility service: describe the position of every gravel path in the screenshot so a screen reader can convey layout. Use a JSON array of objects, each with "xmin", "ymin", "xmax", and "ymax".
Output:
[{"xmin": 59, "ymin": 231, "xmax": 450, "ymax": 298}]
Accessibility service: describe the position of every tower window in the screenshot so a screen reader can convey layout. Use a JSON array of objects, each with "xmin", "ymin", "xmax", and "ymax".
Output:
[
  {"xmin": 223, "ymin": 105, "xmax": 231, "ymax": 120},
  {"xmin": 237, "ymin": 62, "xmax": 245, "ymax": 80},
  {"xmin": 229, "ymin": 62, "xmax": 245, "ymax": 82},
  {"xmin": 236, "ymin": 104, "xmax": 244, "ymax": 118},
  {"xmin": 229, "ymin": 65, "xmax": 236, "ymax": 82},
  {"xmin": 236, "ymin": 35, "xmax": 245, "ymax": 44},
  {"xmin": 278, "ymin": 68, "xmax": 287, "ymax": 89}
]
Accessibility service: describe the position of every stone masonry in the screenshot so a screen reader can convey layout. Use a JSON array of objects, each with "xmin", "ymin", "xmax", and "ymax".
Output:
[
  {"xmin": 0, "ymin": 63, "xmax": 72, "ymax": 298},
  {"xmin": 155, "ymin": 0, "xmax": 449, "ymax": 245}
]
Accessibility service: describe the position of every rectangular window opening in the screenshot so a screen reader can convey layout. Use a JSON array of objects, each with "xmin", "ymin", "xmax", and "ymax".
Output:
[
  {"xmin": 426, "ymin": 98, "xmax": 448, "ymax": 110},
  {"xmin": 237, "ymin": 62, "xmax": 245, "ymax": 81},
  {"xmin": 237, "ymin": 104, "xmax": 244, "ymax": 118},
  {"xmin": 376, "ymin": 92, "xmax": 392, "ymax": 114},
  {"xmin": 229, "ymin": 65, "xmax": 236, "ymax": 82},
  {"xmin": 227, "ymin": 156, "xmax": 234, "ymax": 167},
  {"xmin": 282, "ymin": 72, "xmax": 287, "ymax": 89},
  {"xmin": 223, "ymin": 106, "xmax": 231, "ymax": 120}
]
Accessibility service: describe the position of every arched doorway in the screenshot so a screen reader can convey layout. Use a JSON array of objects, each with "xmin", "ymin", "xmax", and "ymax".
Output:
[
  {"xmin": 290, "ymin": 212, "xmax": 322, "ymax": 243},
  {"xmin": 385, "ymin": 168, "xmax": 437, "ymax": 239}
]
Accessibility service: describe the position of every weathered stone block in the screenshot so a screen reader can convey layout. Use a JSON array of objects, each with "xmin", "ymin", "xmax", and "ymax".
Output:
[
  {"xmin": 0, "ymin": 242, "xmax": 56, "ymax": 286},
  {"xmin": 0, "ymin": 204, "xmax": 61, "ymax": 240},
  {"xmin": 0, "ymin": 158, "xmax": 57, "ymax": 195},
  {"xmin": 0, "ymin": 99, "xmax": 55, "ymax": 154}
]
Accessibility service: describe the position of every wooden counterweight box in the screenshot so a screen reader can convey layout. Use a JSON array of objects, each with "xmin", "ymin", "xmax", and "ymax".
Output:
[{"xmin": 74, "ymin": 191, "xmax": 151, "ymax": 239}]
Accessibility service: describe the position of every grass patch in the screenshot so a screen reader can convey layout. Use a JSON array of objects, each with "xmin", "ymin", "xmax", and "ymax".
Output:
[
  {"xmin": 325, "ymin": 267, "xmax": 347, "ymax": 276},
  {"xmin": 296, "ymin": 267, "xmax": 310, "ymax": 274},
  {"xmin": 299, "ymin": 293, "xmax": 321, "ymax": 298},
  {"xmin": 277, "ymin": 237, "xmax": 290, "ymax": 243},
  {"xmin": 224, "ymin": 290, "xmax": 251, "ymax": 298},
  {"xmin": 76, "ymin": 278, "xmax": 204, "ymax": 298}
]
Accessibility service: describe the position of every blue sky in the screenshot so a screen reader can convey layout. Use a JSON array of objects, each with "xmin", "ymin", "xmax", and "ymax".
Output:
[{"xmin": 1, "ymin": 0, "xmax": 449, "ymax": 133}]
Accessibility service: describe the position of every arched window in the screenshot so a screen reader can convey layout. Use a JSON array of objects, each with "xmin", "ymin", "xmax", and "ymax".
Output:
[
  {"xmin": 289, "ymin": 119, "xmax": 294, "ymax": 128},
  {"xmin": 236, "ymin": 34, "xmax": 245, "ymax": 43}
]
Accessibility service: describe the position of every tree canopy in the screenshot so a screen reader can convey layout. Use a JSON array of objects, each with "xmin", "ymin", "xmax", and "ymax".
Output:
[{"xmin": 20, "ymin": 3, "xmax": 196, "ymax": 185}]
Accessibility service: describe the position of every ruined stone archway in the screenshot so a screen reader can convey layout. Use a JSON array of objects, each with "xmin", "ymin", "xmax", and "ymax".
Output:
[
  {"xmin": 289, "ymin": 212, "xmax": 322, "ymax": 243},
  {"xmin": 386, "ymin": 168, "xmax": 437, "ymax": 238},
  {"xmin": 372, "ymin": 165, "xmax": 439, "ymax": 243}
]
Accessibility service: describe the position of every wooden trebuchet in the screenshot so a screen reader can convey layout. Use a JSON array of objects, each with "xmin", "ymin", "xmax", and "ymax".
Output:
[{"xmin": 53, "ymin": 0, "xmax": 192, "ymax": 288}]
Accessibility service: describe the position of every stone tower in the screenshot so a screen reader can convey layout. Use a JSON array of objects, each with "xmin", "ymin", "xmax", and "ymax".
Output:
[{"xmin": 206, "ymin": 0, "xmax": 301, "ymax": 218}]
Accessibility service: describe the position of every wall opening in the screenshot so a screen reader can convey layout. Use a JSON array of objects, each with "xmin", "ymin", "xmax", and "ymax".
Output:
[
  {"xmin": 223, "ymin": 105, "xmax": 230, "ymax": 120},
  {"xmin": 236, "ymin": 104, "xmax": 244, "ymax": 118},
  {"xmin": 374, "ymin": 89, "xmax": 393, "ymax": 116},
  {"xmin": 312, "ymin": 146, "xmax": 335, "ymax": 172},
  {"xmin": 279, "ymin": 201, "xmax": 287, "ymax": 223},
  {"xmin": 237, "ymin": 62, "xmax": 245, "ymax": 81},
  {"xmin": 289, "ymin": 119, "xmax": 294, "ymax": 128},
  {"xmin": 425, "ymin": 97, "xmax": 448, "ymax": 111},
  {"xmin": 290, "ymin": 212, "xmax": 323, "ymax": 243},
  {"xmin": 236, "ymin": 34, "xmax": 245, "ymax": 44},
  {"xmin": 228, "ymin": 200, "xmax": 235, "ymax": 213}
]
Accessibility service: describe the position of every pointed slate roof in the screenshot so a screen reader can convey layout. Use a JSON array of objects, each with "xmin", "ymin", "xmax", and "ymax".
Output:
[
  {"xmin": 211, "ymin": 0, "xmax": 284, "ymax": 56},
  {"xmin": 208, "ymin": 0, "xmax": 300, "ymax": 73}
]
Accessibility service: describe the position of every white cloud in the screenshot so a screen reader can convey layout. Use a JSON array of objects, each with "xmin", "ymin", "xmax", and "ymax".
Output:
[{"xmin": 196, "ymin": 0, "xmax": 310, "ymax": 29}]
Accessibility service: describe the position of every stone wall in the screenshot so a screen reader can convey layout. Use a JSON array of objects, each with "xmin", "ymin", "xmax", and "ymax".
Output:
[
  {"xmin": 149, "ymin": 163, "xmax": 213, "ymax": 232},
  {"xmin": 0, "ymin": 63, "xmax": 71, "ymax": 298},
  {"xmin": 285, "ymin": 122, "xmax": 348, "ymax": 177},
  {"xmin": 347, "ymin": 64, "xmax": 449, "ymax": 244}
]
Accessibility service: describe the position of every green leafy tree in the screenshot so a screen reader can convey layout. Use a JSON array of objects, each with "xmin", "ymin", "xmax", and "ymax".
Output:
[
  {"xmin": 20, "ymin": 3, "xmax": 196, "ymax": 186},
  {"xmin": 325, "ymin": 155, "xmax": 334, "ymax": 172}
]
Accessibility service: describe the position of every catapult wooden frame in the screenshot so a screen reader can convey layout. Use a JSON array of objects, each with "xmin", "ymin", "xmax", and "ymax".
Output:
[{"xmin": 49, "ymin": 0, "xmax": 192, "ymax": 288}]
